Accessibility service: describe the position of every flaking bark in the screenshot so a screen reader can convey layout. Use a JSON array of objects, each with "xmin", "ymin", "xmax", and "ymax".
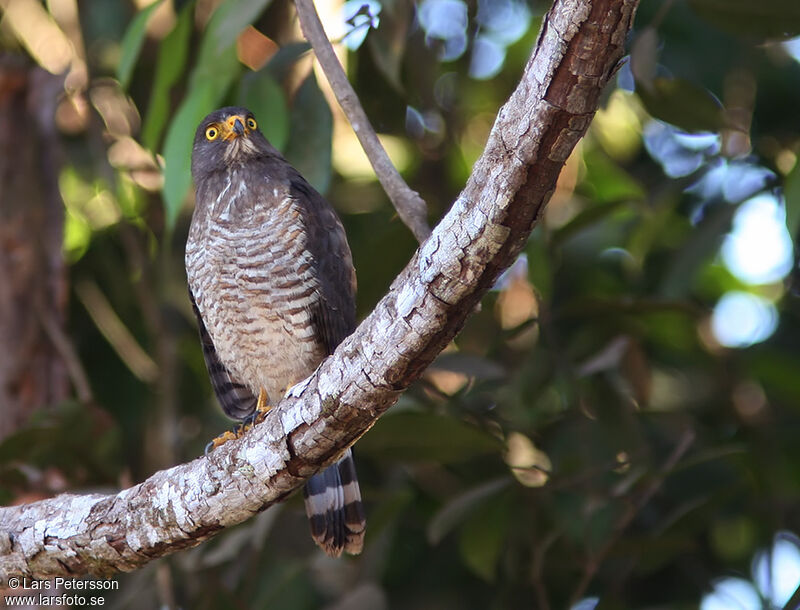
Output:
[{"xmin": 0, "ymin": 0, "xmax": 638, "ymax": 582}]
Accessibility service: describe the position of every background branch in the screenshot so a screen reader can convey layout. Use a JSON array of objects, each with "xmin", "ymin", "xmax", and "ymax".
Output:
[
  {"xmin": 293, "ymin": 0, "xmax": 432, "ymax": 243},
  {"xmin": 570, "ymin": 427, "xmax": 696, "ymax": 605},
  {"xmin": 0, "ymin": 0, "xmax": 637, "ymax": 582}
]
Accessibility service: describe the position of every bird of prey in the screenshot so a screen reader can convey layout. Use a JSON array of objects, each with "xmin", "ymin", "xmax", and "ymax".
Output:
[{"xmin": 185, "ymin": 106, "xmax": 365, "ymax": 556}]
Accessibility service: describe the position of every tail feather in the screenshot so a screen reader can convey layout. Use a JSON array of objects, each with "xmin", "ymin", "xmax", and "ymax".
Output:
[{"xmin": 303, "ymin": 448, "xmax": 365, "ymax": 556}]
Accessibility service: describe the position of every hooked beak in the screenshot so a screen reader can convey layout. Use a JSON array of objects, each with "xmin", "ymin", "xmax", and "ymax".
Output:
[{"xmin": 223, "ymin": 115, "xmax": 248, "ymax": 140}]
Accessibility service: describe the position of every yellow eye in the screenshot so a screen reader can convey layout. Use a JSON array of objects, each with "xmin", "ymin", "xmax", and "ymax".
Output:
[
  {"xmin": 205, "ymin": 126, "xmax": 219, "ymax": 141},
  {"xmin": 246, "ymin": 117, "xmax": 257, "ymax": 130}
]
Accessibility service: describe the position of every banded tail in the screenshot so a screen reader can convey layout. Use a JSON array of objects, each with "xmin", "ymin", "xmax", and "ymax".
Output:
[{"xmin": 303, "ymin": 448, "xmax": 366, "ymax": 556}]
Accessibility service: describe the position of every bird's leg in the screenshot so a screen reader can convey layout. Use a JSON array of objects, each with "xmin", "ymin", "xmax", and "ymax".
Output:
[
  {"xmin": 239, "ymin": 388, "xmax": 272, "ymax": 429},
  {"xmin": 256, "ymin": 387, "xmax": 271, "ymax": 414},
  {"xmin": 248, "ymin": 387, "xmax": 273, "ymax": 426},
  {"xmin": 205, "ymin": 389, "xmax": 272, "ymax": 454}
]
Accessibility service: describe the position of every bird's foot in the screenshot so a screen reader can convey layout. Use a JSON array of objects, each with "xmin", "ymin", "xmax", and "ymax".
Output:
[
  {"xmin": 232, "ymin": 389, "xmax": 272, "ymax": 433},
  {"xmin": 205, "ymin": 391, "xmax": 271, "ymax": 455},
  {"xmin": 204, "ymin": 430, "xmax": 238, "ymax": 454}
]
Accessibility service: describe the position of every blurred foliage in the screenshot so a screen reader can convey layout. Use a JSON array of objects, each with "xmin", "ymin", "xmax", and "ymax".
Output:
[{"xmin": 1, "ymin": 0, "xmax": 800, "ymax": 608}]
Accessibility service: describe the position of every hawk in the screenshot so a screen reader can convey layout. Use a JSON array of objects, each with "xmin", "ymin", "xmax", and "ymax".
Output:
[{"xmin": 186, "ymin": 106, "xmax": 365, "ymax": 556}]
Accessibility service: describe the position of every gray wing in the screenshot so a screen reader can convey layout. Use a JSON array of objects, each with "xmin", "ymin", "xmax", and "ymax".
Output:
[
  {"xmin": 289, "ymin": 174, "xmax": 357, "ymax": 355},
  {"xmin": 189, "ymin": 288, "xmax": 257, "ymax": 421},
  {"xmin": 289, "ymin": 173, "xmax": 365, "ymax": 556}
]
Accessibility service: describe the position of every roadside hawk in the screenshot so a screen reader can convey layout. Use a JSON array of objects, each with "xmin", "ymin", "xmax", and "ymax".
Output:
[{"xmin": 186, "ymin": 106, "xmax": 365, "ymax": 556}]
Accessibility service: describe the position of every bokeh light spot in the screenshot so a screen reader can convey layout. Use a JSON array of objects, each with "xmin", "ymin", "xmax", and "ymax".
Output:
[
  {"xmin": 701, "ymin": 577, "xmax": 761, "ymax": 610},
  {"xmin": 418, "ymin": 0, "xmax": 468, "ymax": 42},
  {"xmin": 469, "ymin": 35, "xmax": 505, "ymax": 79},
  {"xmin": 711, "ymin": 292, "xmax": 778, "ymax": 348},
  {"xmin": 752, "ymin": 533, "xmax": 800, "ymax": 607},
  {"xmin": 721, "ymin": 193, "xmax": 793, "ymax": 285}
]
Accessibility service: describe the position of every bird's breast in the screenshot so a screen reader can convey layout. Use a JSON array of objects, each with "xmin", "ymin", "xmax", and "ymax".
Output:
[{"xmin": 186, "ymin": 182, "xmax": 325, "ymax": 401}]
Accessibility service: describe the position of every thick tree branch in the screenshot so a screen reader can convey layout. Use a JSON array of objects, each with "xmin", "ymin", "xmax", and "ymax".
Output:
[
  {"xmin": 294, "ymin": 0, "xmax": 432, "ymax": 243},
  {"xmin": 0, "ymin": 0, "xmax": 638, "ymax": 583}
]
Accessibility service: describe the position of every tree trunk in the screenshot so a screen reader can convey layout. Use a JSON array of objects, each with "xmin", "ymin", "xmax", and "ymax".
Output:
[{"xmin": 0, "ymin": 56, "xmax": 69, "ymax": 440}]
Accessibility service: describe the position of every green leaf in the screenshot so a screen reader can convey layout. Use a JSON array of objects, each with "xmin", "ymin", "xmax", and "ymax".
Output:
[
  {"xmin": 200, "ymin": 0, "xmax": 273, "ymax": 60},
  {"xmin": 630, "ymin": 27, "xmax": 658, "ymax": 87},
  {"xmin": 784, "ymin": 161, "xmax": 800, "ymax": 240},
  {"xmin": 636, "ymin": 77, "xmax": 725, "ymax": 133},
  {"xmin": 161, "ymin": 0, "xmax": 263, "ymax": 228},
  {"xmin": 162, "ymin": 80, "xmax": 231, "ymax": 229},
  {"xmin": 659, "ymin": 202, "xmax": 738, "ymax": 298},
  {"xmin": 238, "ymin": 71, "xmax": 289, "ymax": 151},
  {"xmin": 689, "ymin": 0, "xmax": 800, "ymax": 41},
  {"xmin": 191, "ymin": 0, "xmax": 270, "ymax": 84},
  {"xmin": 284, "ymin": 71, "xmax": 333, "ymax": 193},
  {"xmin": 525, "ymin": 228, "xmax": 552, "ymax": 301},
  {"xmin": 356, "ymin": 411, "xmax": 503, "ymax": 463},
  {"xmin": 141, "ymin": 1, "xmax": 193, "ymax": 150},
  {"xmin": 249, "ymin": 559, "xmax": 317, "ymax": 610},
  {"xmin": 553, "ymin": 200, "xmax": 629, "ymax": 248},
  {"xmin": 117, "ymin": 0, "xmax": 165, "ymax": 90},
  {"xmin": 458, "ymin": 494, "xmax": 511, "ymax": 582},
  {"xmin": 627, "ymin": 196, "xmax": 680, "ymax": 268},
  {"xmin": 0, "ymin": 401, "xmax": 121, "ymax": 480},
  {"xmin": 368, "ymin": 31, "xmax": 403, "ymax": 92},
  {"xmin": 263, "ymin": 42, "xmax": 312, "ymax": 82},
  {"xmin": 429, "ymin": 352, "xmax": 506, "ymax": 381},
  {"xmin": 580, "ymin": 148, "xmax": 646, "ymax": 204},
  {"xmin": 427, "ymin": 477, "xmax": 511, "ymax": 544},
  {"xmin": 746, "ymin": 349, "xmax": 800, "ymax": 405},
  {"xmin": 367, "ymin": 0, "xmax": 411, "ymax": 92},
  {"xmin": 365, "ymin": 488, "xmax": 415, "ymax": 543}
]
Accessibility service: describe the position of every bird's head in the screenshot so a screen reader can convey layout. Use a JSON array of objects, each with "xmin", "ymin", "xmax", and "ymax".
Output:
[{"xmin": 191, "ymin": 106, "xmax": 269, "ymax": 179}]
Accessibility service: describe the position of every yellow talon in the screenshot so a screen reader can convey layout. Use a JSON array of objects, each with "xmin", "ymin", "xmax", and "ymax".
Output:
[
  {"xmin": 206, "ymin": 392, "xmax": 271, "ymax": 453},
  {"xmin": 211, "ymin": 430, "xmax": 238, "ymax": 449},
  {"xmin": 256, "ymin": 387, "xmax": 272, "ymax": 416}
]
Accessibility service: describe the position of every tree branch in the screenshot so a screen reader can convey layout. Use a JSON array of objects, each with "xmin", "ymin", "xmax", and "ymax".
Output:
[
  {"xmin": 570, "ymin": 427, "xmax": 696, "ymax": 605},
  {"xmin": 0, "ymin": 0, "xmax": 638, "ymax": 583},
  {"xmin": 294, "ymin": 0, "xmax": 432, "ymax": 243}
]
